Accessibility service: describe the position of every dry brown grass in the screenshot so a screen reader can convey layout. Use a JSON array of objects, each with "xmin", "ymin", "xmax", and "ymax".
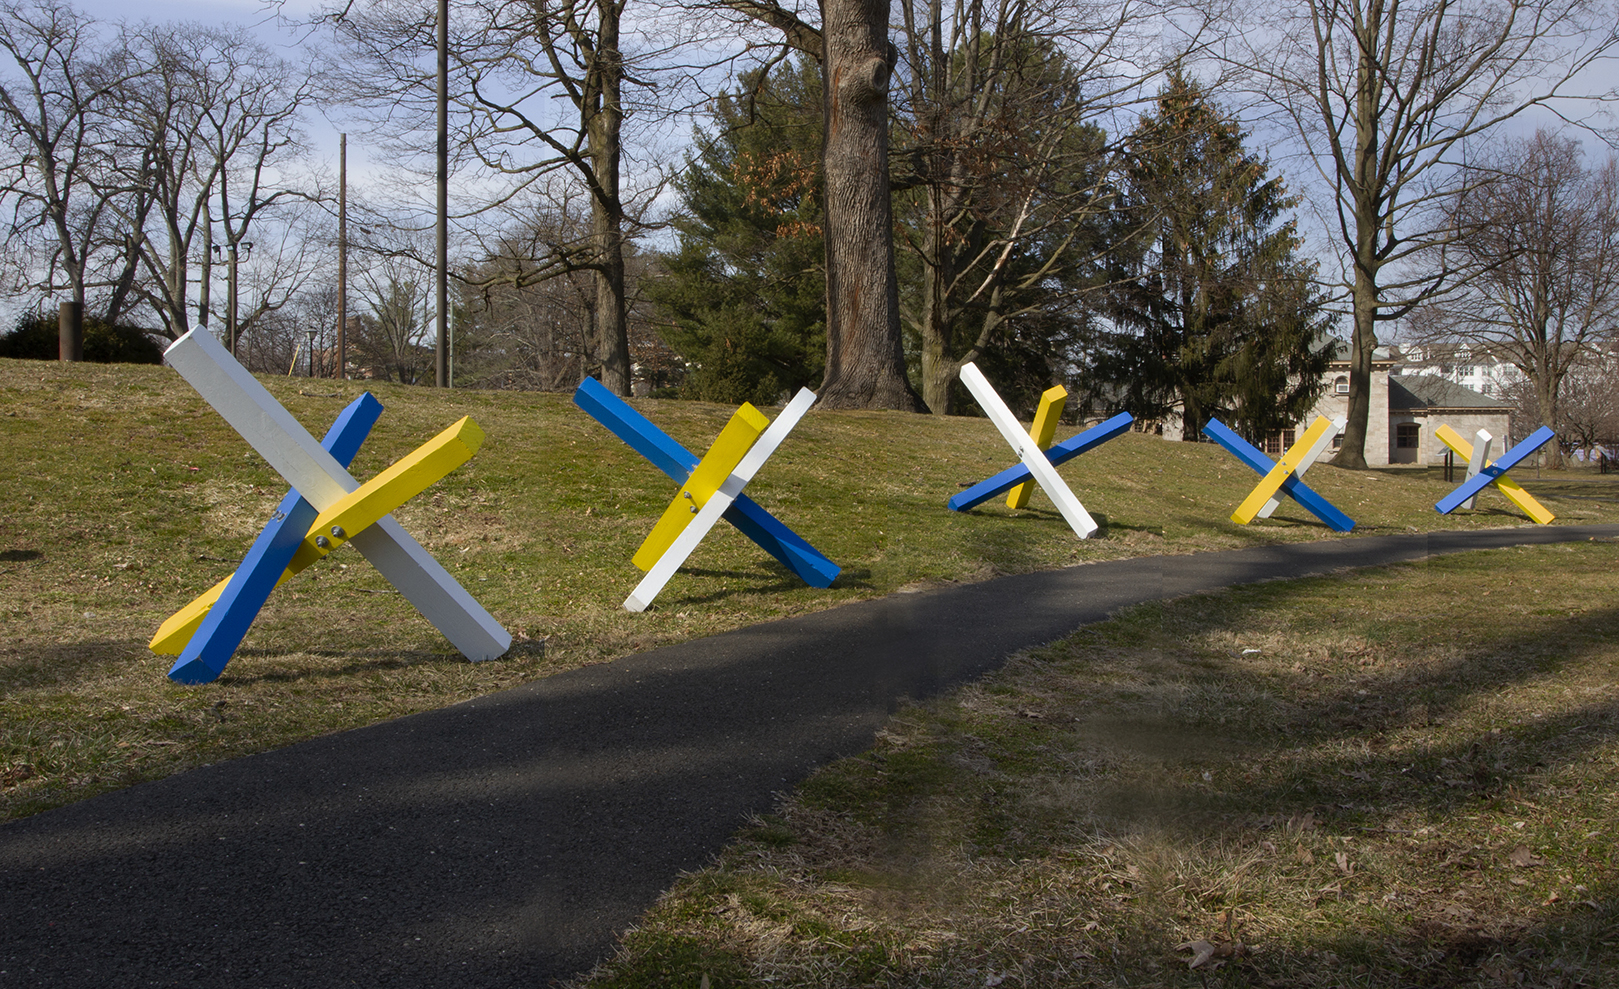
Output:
[{"xmin": 577, "ymin": 540, "xmax": 1619, "ymax": 988}]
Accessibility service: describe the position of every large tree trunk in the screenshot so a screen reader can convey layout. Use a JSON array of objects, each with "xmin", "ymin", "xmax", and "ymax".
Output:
[
  {"xmin": 590, "ymin": 0, "xmax": 631, "ymax": 396},
  {"xmin": 1332, "ymin": 274, "xmax": 1377, "ymax": 469},
  {"xmin": 593, "ymin": 217, "xmax": 630, "ymax": 395},
  {"xmin": 817, "ymin": 0, "xmax": 924, "ymax": 411},
  {"xmin": 918, "ymin": 207, "xmax": 957, "ymax": 414},
  {"xmin": 1538, "ymin": 364, "xmax": 1565, "ymax": 468},
  {"xmin": 1333, "ymin": 38, "xmax": 1380, "ymax": 470}
]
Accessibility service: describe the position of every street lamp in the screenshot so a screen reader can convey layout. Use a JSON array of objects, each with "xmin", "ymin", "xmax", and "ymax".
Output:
[
  {"xmin": 306, "ymin": 328, "xmax": 318, "ymax": 377},
  {"xmin": 211, "ymin": 240, "xmax": 255, "ymax": 356}
]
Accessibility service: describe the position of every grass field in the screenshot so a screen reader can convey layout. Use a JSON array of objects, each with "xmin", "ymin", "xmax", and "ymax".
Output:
[
  {"xmin": 573, "ymin": 541, "xmax": 1619, "ymax": 988},
  {"xmin": 3, "ymin": 356, "xmax": 1619, "ymax": 984}
]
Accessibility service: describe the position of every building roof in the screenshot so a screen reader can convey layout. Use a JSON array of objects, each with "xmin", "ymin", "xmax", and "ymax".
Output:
[{"xmin": 1389, "ymin": 374, "xmax": 1508, "ymax": 411}]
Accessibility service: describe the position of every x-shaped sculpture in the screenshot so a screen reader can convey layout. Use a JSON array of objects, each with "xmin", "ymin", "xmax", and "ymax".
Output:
[
  {"xmin": 1203, "ymin": 417, "xmax": 1356, "ymax": 532},
  {"xmin": 624, "ymin": 388, "xmax": 819, "ymax": 612},
  {"xmin": 954, "ymin": 363, "xmax": 1128, "ymax": 539},
  {"xmin": 1435, "ymin": 424, "xmax": 1557, "ymax": 523},
  {"xmin": 573, "ymin": 377, "xmax": 839, "ymax": 589},
  {"xmin": 152, "ymin": 328, "xmax": 511, "ymax": 683}
]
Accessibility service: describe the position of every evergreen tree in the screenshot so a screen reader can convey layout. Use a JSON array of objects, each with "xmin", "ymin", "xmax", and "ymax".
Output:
[
  {"xmin": 651, "ymin": 59, "xmax": 827, "ymax": 405},
  {"xmin": 1088, "ymin": 75, "xmax": 1336, "ymax": 441}
]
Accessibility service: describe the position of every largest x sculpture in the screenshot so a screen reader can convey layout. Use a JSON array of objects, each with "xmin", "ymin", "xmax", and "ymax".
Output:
[{"xmin": 152, "ymin": 329, "xmax": 511, "ymax": 683}]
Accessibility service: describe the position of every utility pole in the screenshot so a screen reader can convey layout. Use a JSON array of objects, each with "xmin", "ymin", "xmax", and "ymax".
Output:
[
  {"xmin": 338, "ymin": 133, "xmax": 348, "ymax": 380},
  {"xmin": 435, "ymin": 0, "xmax": 449, "ymax": 388}
]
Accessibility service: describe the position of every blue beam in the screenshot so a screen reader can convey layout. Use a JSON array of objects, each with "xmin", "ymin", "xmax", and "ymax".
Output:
[{"xmin": 168, "ymin": 394, "xmax": 385, "ymax": 684}]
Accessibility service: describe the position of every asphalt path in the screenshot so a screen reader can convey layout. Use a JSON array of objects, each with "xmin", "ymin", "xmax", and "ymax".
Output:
[{"xmin": 4, "ymin": 525, "xmax": 1617, "ymax": 988}]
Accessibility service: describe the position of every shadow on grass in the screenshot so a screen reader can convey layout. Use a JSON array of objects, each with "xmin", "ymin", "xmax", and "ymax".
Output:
[
  {"xmin": 0, "ymin": 638, "xmax": 149, "ymax": 692},
  {"xmin": 0, "ymin": 549, "xmax": 42, "ymax": 563},
  {"xmin": 217, "ymin": 646, "xmax": 462, "ymax": 685}
]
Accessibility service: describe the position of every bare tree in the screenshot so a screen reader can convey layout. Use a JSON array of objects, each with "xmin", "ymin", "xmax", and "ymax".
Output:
[
  {"xmin": 890, "ymin": 0, "xmax": 1197, "ymax": 414},
  {"xmin": 320, "ymin": 0, "xmax": 681, "ymax": 395},
  {"xmin": 350, "ymin": 245, "xmax": 436, "ymax": 383},
  {"xmin": 0, "ymin": 0, "xmax": 143, "ymax": 322},
  {"xmin": 114, "ymin": 23, "xmax": 321, "ymax": 344},
  {"xmin": 1233, "ymin": 0, "xmax": 1619, "ymax": 467},
  {"xmin": 1411, "ymin": 132, "xmax": 1619, "ymax": 467},
  {"xmin": 1556, "ymin": 351, "xmax": 1619, "ymax": 462}
]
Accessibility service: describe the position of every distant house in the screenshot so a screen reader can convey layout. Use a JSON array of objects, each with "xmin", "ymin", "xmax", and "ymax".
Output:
[
  {"xmin": 1304, "ymin": 348, "xmax": 1512, "ymax": 465},
  {"xmin": 1127, "ymin": 340, "xmax": 1514, "ymax": 464},
  {"xmin": 1385, "ymin": 374, "xmax": 1513, "ymax": 464}
]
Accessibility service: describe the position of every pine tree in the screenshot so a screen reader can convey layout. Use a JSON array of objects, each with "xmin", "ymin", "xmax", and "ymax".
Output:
[
  {"xmin": 651, "ymin": 59, "xmax": 827, "ymax": 405},
  {"xmin": 1089, "ymin": 75, "xmax": 1336, "ymax": 441}
]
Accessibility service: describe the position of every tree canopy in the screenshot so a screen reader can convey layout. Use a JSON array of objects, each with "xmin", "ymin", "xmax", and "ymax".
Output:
[{"xmin": 1086, "ymin": 75, "xmax": 1336, "ymax": 441}]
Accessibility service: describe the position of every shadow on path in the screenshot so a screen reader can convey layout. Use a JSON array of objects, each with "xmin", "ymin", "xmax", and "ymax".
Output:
[{"xmin": 3, "ymin": 525, "xmax": 1615, "ymax": 988}]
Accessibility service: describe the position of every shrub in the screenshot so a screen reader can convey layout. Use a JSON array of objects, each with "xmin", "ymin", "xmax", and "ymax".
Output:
[{"xmin": 0, "ymin": 311, "xmax": 164, "ymax": 364}]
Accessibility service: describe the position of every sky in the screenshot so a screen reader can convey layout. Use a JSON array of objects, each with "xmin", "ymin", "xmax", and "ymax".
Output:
[{"xmin": 74, "ymin": 0, "xmax": 376, "ymax": 176}]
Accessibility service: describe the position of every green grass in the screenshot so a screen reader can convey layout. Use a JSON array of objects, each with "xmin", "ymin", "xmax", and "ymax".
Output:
[
  {"xmin": 2, "ymin": 356, "xmax": 1616, "ymax": 828},
  {"xmin": 573, "ymin": 541, "xmax": 1619, "ymax": 988}
]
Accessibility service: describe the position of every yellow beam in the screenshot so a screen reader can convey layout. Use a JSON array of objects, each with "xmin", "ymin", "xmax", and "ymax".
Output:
[
  {"xmin": 1006, "ymin": 385, "xmax": 1069, "ymax": 509},
  {"xmin": 1231, "ymin": 417, "xmax": 1336, "ymax": 525},
  {"xmin": 150, "ymin": 417, "xmax": 485, "ymax": 655},
  {"xmin": 632, "ymin": 404, "xmax": 770, "ymax": 571},
  {"xmin": 1434, "ymin": 424, "xmax": 1555, "ymax": 524}
]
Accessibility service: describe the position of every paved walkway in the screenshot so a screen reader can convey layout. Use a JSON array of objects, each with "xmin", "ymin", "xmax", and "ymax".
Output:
[{"xmin": 4, "ymin": 526, "xmax": 1616, "ymax": 988}]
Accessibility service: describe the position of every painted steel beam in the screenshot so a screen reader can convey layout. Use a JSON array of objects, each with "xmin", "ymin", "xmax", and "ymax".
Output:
[
  {"xmin": 1202, "ymin": 418, "xmax": 1355, "ymax": 533},
  {"xmin": 573, "ymin": 377, "xmax": 839, "ymax": 587}
]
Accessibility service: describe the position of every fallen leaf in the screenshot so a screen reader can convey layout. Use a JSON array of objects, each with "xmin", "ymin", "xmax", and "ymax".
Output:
[
  {"xmin": 1180, "ymin": 940, "xmax": 1218, "ymax": 969},
  {"xmin": 1508, "ymin": 845, "xmax": 1545, "ymax": 868},
  {"xmin": 1177, "ymin": 939, "xmax": 1246, "ymax": 970},
  {"xmin": 1335, "ymin": 851, "xmax": 1354, "ymax": 875}
]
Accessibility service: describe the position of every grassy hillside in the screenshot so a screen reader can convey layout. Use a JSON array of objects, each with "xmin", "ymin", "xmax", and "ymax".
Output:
[{"xmin": 2, "ymin": 357, "xmax": 1616, "ymax": 821}]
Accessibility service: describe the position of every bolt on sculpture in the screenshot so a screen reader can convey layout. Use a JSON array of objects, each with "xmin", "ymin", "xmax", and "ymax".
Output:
[
  {"xmin": 572, "ymin": 378, "xmax": 837, "ymax": 609},
  {"xmin": 951, "ymin": 363, "xmax": 1132, "ymax": 539},
  {"xmin": 1203, "ymin": 417, "xmax": 1356, "ymax": 532},
  {"xmin": 1434, "ymin": 424, "xmax": 1556, "ymax": 523},
  {"xmin": 151, "ymin": 328, "xmax": 510, "ymax": 683}
]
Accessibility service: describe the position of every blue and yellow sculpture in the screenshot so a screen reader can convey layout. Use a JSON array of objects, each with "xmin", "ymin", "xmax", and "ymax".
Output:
[
  {"xmin": 573, "ymin": 378, "xmax": 839, "ymax": 598},
  {"xmin": 947, "ymin": 368, "xmax": 1133, "ymax": 536},
  {"xmin": 1435, "ymin": 424, "xmax": 1557, "ymax": 523},
  {"xmin": 1203, "ymin": 417, "xmax": 1356, "ymax": 532},
  {"xmin": 152, "ymin": 328, "xmax": 510, "ymax": 683}
]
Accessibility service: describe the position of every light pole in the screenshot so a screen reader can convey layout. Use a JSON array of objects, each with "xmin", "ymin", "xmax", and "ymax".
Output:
[
  {"xmin": 307, "ymin": 328, "xmax": 318, "ymax": 377},
  {"xmin": 212, "ymin": 240, "xmax": 254, "ymax": 356},
  {"xmin": 338, "ymin": 133, "xmax": 348, "ymax": 380},
  {"xmin": 435, "ymin": 0, "xmax": 449, "ymax": 388}
]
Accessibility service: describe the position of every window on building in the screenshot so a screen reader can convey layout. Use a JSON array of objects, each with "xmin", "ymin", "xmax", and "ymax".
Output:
[
  {"xmin": 1396, "ymin": 423, "xmax": 1420, "ymax": 448},
  {"xmin": 1334, "ymin": 375, "xmax": 1349, "ymax": 394},
  {"xmin": 1262, "ymin": 429, "xmax": 1298, "ymax": 456}
]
